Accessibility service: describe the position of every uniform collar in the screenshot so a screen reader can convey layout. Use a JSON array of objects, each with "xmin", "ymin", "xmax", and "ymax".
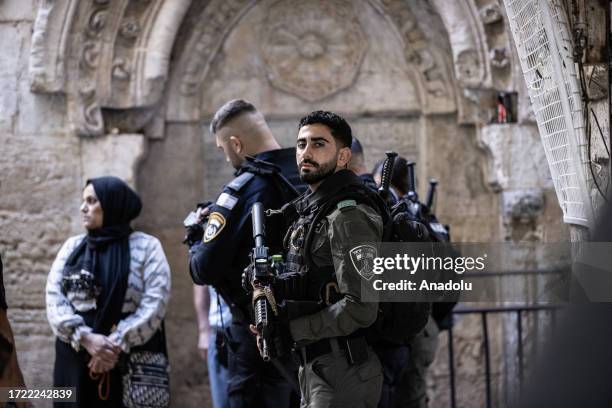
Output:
[
  {"xmin": 295, "ymin": 169, "xmax": 363, "ymax": 214},
  {"xmin": 253, "ymin": 148, "xmax": 295, "ymax": 167},
  {"xmin": 235, "ymin": 148, "xmax": 296, "ymax": 176}
]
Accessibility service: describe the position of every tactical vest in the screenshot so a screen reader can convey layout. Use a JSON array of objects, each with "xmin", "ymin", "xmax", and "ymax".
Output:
[{"xmin": 278, "ymin": 174, "xmax": 388, "ymax": 319}]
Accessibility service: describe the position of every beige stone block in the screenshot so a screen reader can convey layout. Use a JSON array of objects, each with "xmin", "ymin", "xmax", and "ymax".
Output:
[
  {"xmin": 0, "ymin": 74, "xmax": 17, "ymax": 131},
  {"xmin": 80, "ymin": 133, "xmax": 146, "ymax": 189},
  {"xmin": 0, "ymin": 134, "xmax": 81, "ymax": 214},
  {"xmin": 0, "ymin": 0, "xmax": 36, "ymax": 22},
  {"xmin": 137, "ymin": 124, "xmax": 205, "ymax": 229},
  {"xmin": 17, "ymin": 76, "xmax": 68, "ymax": 135},
  {"xmin": 0, "ymin": 23, "xmax": 24, "ymax": 77},
  {"xmin": 479, "ymin": 124, "xmax": 553, "ymax": 192}
]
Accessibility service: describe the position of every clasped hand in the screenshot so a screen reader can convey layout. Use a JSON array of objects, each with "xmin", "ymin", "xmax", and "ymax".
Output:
[{"xmin": 81, "ymin": 333, "xmax": 121, "ymax": 374}]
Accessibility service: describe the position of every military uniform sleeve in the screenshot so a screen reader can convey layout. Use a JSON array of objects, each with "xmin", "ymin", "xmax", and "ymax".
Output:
[
  {"xmin": 290, "ymin": 203, "xmax": 383, "ymax": 342},
  {"xmin": 189, "ymin": 173, "xmax": 254, "ymax": 286}
]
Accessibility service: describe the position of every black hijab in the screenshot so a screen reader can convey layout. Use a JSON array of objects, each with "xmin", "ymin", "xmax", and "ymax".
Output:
[{"xmin": 63, "ymin": 177, "xmax": 142, "ymax": 335}]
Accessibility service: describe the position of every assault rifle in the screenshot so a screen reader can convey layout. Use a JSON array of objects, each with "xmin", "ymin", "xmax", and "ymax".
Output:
[
  {"xmin": 243, "ymin": 203, "xmax": 300, "ymax": 393},
  {"xmin": 244, "ymin": 202, "xmax": 279, "ymax": 361}
]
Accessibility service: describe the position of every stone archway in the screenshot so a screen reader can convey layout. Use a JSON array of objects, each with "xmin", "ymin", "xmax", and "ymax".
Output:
[
  {"xmin": 26, "ymin": 0, "xmax": 565, "ymax": 406},
  {"xmin": 136, "ymin": 0, "xmax": 499, "ymax": 405}
]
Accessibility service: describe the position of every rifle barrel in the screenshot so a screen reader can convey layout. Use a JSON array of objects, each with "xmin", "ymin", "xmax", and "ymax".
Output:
[
  {"xmin": 426, "ymin": 179, "xmax": 438, "ymax": 209},
  {"xmin": 406, "ymin": 161, "xmax": 416, "ymax": 194},
  {"xmin": 252, "ymin": 202, "xmax": 266, "ymax": 248},
  {"xmin": 378, "ymin": 151, "xmax": 398, "ymax": 196}
]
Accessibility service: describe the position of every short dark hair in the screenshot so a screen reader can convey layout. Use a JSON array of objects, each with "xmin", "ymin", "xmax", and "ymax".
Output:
[
  {"xmin": 298, "ymin": 111, "xmax": 352, "ymax": 148},
  {"xmin": 351, "ymin": 137, "xmax": 364, "ymax": 156},
  {"xmin": 210, "ymin": 99, "xmax": 256, "ymax": 134}
]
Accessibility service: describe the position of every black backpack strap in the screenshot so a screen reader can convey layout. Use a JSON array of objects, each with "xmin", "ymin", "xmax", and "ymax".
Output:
[{"xmin": 240, "ymin": 157, "xmax": 300, "ymax": 203}]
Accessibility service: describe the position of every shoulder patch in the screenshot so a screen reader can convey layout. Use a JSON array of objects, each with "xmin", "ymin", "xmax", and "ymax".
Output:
[
  {"xmin": 337, "ymin": 199, "xmax": 357, "ymax": 211},
  {"xmin": 216, "ymin": 192, "xmax": 238, "ymax": 210},
  {"xmin": 227, "ymin": 172, "xmax": 255, "ymax": 192},
  {"xmin": 349, "ymin": 244, "xmax": 378, "ymax": 281},
  {"xmin": 203, "ymin": 212, "xmax": 227, "ymax": 242}
]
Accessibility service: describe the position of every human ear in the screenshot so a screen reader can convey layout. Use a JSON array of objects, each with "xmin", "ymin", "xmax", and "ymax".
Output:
[
  {"xmin": 337, "ymin": 147, "xmax": 352, "ymax": 168},
  {"xmin": 229, "ymin": 136, "xmax": 242, "ymax": 154}
]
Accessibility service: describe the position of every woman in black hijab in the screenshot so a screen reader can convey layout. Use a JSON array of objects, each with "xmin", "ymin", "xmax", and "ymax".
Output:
[{"xmin": 46, "ymin": 177, "xmax": 171, "ymax": 407}]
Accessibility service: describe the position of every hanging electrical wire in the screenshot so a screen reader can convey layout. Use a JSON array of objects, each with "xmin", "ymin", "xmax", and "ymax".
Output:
[{"xmin": 570, "ymin": 0, "xmax": 610, "ymax": 203}]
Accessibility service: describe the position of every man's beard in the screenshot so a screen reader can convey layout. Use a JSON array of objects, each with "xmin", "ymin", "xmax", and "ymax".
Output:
[{"xmin": 299, "ymin": 158, "xmax": 337, "ymax": 185}]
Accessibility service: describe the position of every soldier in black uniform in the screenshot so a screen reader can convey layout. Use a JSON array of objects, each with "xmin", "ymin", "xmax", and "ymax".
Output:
[
  {"xmin": 255, "ymin": 111, "xmax": 385, "ymax": 407},
  {"xmin": 189, "ymin": 99, "xmax": 303, "ymax": 408}
]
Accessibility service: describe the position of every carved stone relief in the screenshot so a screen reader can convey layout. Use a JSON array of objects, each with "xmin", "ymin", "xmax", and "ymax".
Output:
[
  {"xmin": 165, "ymin": 0, "xmax": 257, "ymax": 121},
  {"xmin": 112, "ymin": 58, "xmax": 131, "ymax": 80},
  {"xmin": 376, "ymin": 0, "xmax": 456, "ymax": 113},
  {"xmin": 490, "ymin": 46, "xmax": 510, "ymax": 69},
  {"xmin": 30, "ymin": 0, "xmax": 190, "ymax": 136},
  {"xmin": 178, "ymin": 0, "xmax": 256, "ymax": 97},
  {"xmin": 259, "ymin": 0, "xmax": 367, "ymax": 102},
  {"xmin": 73, "ymin": 0, "xmax": 112, "ymax": 136},
  {"xmin": 75, "ymin": 85, "xmax": 104, "ymax": 135},
  {"xmin": 480, "ymin": 3, "xmax": 503, "ymax": 25},
  {"xmin": 456, "ymin": 49, "xmax": 483, "ymax": 86},
  {"xmin": 29, "ymin": 0, "xmax": 79, "ymax": 93},
  {"xmin": 119, "ymin": 18, "xmax": 141, "ymax": 40},
  {"xmin": 503, "ymin": 190, "xmax": 544, "ymax": 225}
]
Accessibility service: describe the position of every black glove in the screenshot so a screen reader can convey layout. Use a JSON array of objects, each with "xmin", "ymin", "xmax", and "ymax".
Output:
[{"xmin": 183, "ymin": 223, "xmax": 204, "ymax": 246}]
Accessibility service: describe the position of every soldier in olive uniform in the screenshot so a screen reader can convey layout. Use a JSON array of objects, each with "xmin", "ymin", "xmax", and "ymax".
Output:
[{"xmin": 253, "ymin": 111, "xmax": 385, "ymax": 408}]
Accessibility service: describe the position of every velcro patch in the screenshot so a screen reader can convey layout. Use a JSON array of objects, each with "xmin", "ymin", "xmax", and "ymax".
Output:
[
  {"xmin": 203, "ymin": 212, "xmax": 227, "ymax": 243},
  {"xmin": 349, "ymin": 244, "xmax": 377, "ymax": 281},
  {"xmin": 337, "ymin": 199, "xmax": 357, "ymax": 211},
  {"xmin": 216, "ymin": 193, "xmax": 238, "ymax": 210},
  {"xmin": 430, "ymin": 223, "xmax": 447, "ymax": 235}
]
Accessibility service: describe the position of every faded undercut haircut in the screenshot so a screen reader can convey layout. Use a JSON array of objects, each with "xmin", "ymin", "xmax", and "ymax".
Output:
[
  {"xmin": 298, "ymin": 110, "xmax": 353, "ymax": 148},
  {"xmin": 209, "ymin": 99, "xmax": 257, "ymax": 134}
]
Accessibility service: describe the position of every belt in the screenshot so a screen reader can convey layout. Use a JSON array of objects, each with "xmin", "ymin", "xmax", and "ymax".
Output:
[{"xmin": 298, "ymin": 337, "xmax": 349, "ymax": 365}]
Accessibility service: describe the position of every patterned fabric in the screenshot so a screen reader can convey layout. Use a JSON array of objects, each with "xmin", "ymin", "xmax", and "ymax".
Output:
[
  {"xmin": 46, "ymin": 232, "xmax": 171, "ymax": 352},
  {"xmin": 122, "ymin": 351, "xmax": 170, "ymax": 408}
]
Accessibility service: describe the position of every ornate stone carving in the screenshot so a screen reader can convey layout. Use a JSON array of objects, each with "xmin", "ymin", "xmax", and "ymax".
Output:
[
  {"xmin": 377, "ymin": 0, "xmax": 455, "ymax": 110},
  {"xmin": 456, "ymin": 49, "xmax": 483, "ymax": 86},
  {"xmin": 480, "ymin": 4, "xmax": 503, "ymax": 25},
  {"xmin": 29, "ymin": 0, "xmax": 79, "ymax": 93},
  {"xmin": 87, "ymin": 9, "xmax": 108, "ymax": 36},
  {"xmin": 30, "ymin": 0, "xmax": 190, "ymax": 136},
  {"xmin": 77, "ymin": 86, "xmax": 104, "ymax": 135},
  {"xmin": 80, "ymin": 41, "xmax": 101, "ymax": 70},
  {"xmin": 503, "ymin": 190, "xmax": 544, "ymax": 225},
  {"xmin": 112, "ymin": 58, "xmax": 131, "ymax": 80},
  {"xmin": 119, "ymin": 19, "xmax": 141, "ymax": 40},
  {"xmin": 179, "ymin": 0, "xmax": 255, "ymax": 96},
  {"xmin": 490, "ymin": 47, "xmax": 509, "ymax": 68},
  {"xmin": 259, "ymin": 0, "xmax": 367, "ymax": 102}
]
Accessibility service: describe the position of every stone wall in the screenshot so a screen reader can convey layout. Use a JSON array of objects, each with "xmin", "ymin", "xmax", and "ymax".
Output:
[
  {"xmin": 1, "ymin": 3, "xmax": 75, "ymax": 396},
  {"xmin": 0, "ymin": 0, "xmax": 587, "ymax": 407}
]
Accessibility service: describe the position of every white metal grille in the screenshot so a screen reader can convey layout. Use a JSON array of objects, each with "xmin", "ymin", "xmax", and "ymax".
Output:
[{"xmin": 504, "ymin": 0, "xmax": 594, "ymax": 227}]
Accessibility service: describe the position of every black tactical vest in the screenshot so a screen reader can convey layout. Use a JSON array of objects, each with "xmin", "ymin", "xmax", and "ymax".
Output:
[{"xmin": 279, "ymin": 170, "xmax": 386, "ymax": 315}]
